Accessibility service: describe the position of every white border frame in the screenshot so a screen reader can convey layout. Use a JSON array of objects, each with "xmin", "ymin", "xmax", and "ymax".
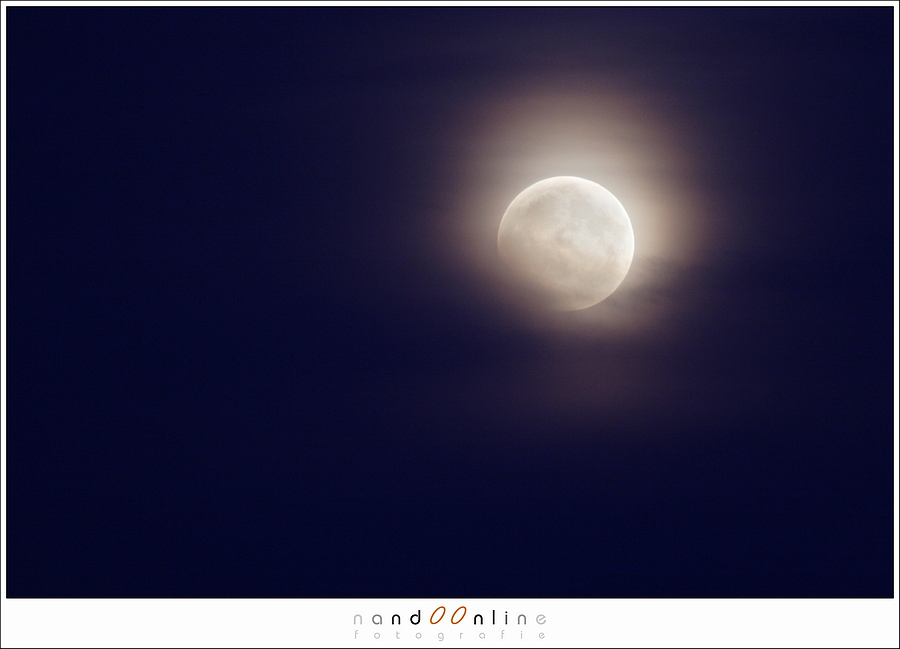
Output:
[{"xmin": 1, "ymin": 2, "xmax": 897, "ymax": 647}]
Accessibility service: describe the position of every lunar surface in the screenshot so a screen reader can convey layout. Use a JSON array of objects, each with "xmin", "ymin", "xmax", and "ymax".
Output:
[{"xmin": 497, "ymin": 176, "xmax": 634, "ymax": 310}]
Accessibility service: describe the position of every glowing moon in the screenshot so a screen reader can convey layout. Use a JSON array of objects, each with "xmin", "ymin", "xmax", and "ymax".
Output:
[{"xmin": 497, "ymin": 176, "xmax": 634, "ymax": 310}]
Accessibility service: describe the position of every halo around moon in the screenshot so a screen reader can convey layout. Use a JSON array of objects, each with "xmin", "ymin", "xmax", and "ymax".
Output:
[{"xmin": 497, "ymin": 176, "xmax": 634, "ymax": 311}]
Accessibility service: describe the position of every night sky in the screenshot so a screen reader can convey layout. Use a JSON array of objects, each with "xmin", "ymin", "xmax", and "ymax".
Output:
[{"xmin": 7, "ymin": 7, "xmax": 895, "ymax": 597}]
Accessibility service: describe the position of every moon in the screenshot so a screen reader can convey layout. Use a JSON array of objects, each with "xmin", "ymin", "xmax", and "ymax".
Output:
[{"xmin": 497, "ymin": 176, "xmax": 635, "ymax": 311}]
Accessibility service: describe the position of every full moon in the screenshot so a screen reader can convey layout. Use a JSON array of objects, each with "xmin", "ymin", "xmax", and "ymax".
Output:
[{"xmin": 497, "ymin": 176, "xmax": 635, "ymax": 311}]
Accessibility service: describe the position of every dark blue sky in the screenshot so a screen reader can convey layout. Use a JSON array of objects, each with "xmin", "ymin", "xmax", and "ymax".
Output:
[{"xmin": 6, "ymin": 7, "xmax": 895, "ymax": 597}]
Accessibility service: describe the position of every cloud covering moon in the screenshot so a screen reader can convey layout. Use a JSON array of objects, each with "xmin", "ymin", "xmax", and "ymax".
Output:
[{"xmin": 497, "ymin": 176, "xmax": 634, "ymax": 310}]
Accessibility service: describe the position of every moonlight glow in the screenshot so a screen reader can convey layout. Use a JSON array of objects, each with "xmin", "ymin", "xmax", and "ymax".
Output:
[{"xmin": 497, "ymin": 176, "xmax": 635, "ymax": 310}]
